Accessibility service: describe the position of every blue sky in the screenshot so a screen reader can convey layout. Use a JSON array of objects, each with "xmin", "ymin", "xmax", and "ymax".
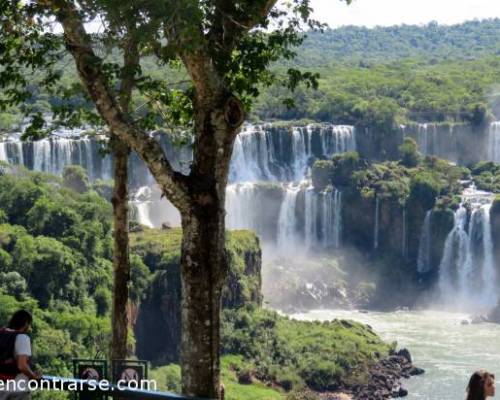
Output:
[{"xmin": 312, "ymin": 0, "xmax": 500, "ymax": 27}]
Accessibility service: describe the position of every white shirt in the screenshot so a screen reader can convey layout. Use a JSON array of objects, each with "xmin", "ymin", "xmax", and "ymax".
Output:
[{"xmin": 14, "ymin": 335, "xmax": 31, "ymax": 358}]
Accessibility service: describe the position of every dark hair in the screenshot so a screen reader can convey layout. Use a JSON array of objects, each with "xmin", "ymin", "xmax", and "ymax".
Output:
[
  {"xmin": 8, "ymin": 310, "xmax": 33, "ymax": 330},
  {"xmin": 467, "ymin": 370, "xmax": 495, "ymax": 400}
]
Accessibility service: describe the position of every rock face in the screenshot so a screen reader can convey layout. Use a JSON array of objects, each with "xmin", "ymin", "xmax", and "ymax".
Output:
[
  {"xmin": 132, "ymin": 228, "xmax": 262, "ymax": 365},
  {"xmin": 348, "ymin": 350, "xmax": 424, "ymax": 400},
  {"xmin": 356, "ymin": 122, "xmax": 491, "ymax": 165}
]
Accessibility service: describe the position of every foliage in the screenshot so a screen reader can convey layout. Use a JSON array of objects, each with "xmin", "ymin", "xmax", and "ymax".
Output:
[
  {"xmin": 254, "ymin": 56, "xmax": 500, "ymax": 127},
  {"xmin": 471, "ymin": 161, "xmax": 500, "ymax": 193},
  {"xmin": 62, "ymin": 165, "xmax": 90, "ymax": 194},
  {"xmin": 130, "ymin": 227, "xmax": 262, "ymax": 307},
  {"xmin": 399, "ymin": 137, "xmax": 420, "ymax": 168},
  {"xmin": 221, "ymin": 306, "xmax": 391, "ymax": 393},
  {"xmin": 293, "ymin": 20, "xmax": 500, "ymax": 65}
]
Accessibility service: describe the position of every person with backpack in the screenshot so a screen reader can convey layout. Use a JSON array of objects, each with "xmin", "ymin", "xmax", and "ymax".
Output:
[{"xmin": 0, "ymin": 310, "xmax": 41, "ymax": 400}]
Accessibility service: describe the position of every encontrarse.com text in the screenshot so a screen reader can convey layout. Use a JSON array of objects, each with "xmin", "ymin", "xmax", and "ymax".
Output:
[{"xmin": 0, "ymin": 379, "xmax": 157, "ymax": 392}]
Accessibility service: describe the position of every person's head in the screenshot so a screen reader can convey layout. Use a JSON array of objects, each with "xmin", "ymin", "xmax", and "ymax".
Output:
[
  {"xmin": 7, "ymin": 310, "xmax": 33, "ymax": 333},
  {"xmin": 467, "ymin": 370, "xmax": 496, "ymax": 400}
]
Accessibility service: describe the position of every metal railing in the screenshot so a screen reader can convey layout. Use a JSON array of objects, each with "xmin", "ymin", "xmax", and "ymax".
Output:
[{"xmin": 42, "ymin": 376, "xmax": 209, "ymax": 400}]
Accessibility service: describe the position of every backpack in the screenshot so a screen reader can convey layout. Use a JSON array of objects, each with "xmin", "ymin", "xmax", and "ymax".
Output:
[{"xmin": 0, "ymin": 328, "xmax": 20, "ymax": 381}]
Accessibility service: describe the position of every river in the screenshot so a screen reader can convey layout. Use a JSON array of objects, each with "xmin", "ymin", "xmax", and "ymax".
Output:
[{"xmin": 292, "ymin": 309, "xmax": 500, "ymax": 400}]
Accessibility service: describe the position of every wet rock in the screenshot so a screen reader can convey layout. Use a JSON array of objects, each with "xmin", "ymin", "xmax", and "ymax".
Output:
[
  {"xmin": 408, "ymin": 366, "xmax": 425, "ymax": 376},
  {"xmin": 397, "ymin": 348, "xmax": 412, "ymax": 363},
  {"xmin": 348, "ymin": 351, "xmax": 424, "ymax": 399}
]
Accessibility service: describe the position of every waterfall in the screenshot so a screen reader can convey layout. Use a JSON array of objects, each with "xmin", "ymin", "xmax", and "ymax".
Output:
[
  {"xmin": 487, "ymin": 122, "xmax": 500, "ymax": 163},
  {"xmin": 132, "ymin": 186, "xmax": 154, "ymax": 228},
  {"xmin": 131, "ymin": 185, "xmax": 180, "ymax": 228},
  {"xmin": 417, "ymin": 210, "xmax": 433, "ymax": 273},
  {"xmin": 277, "ymin": 184, "xmax": 300, "ymax": 251},
  {"xmin": 415, "ymin": 123, "xmax": 441, "ymax": 157},
  {"xmin": 417, "ymin": 124, "xmax": 429, "ymax": 155},
  {"xmin": 230, "ymin": 125, "xmax": 274, "ymax": 182},
  {"xmin": 2, "ymin": 123, "xmax": 355, "ymax": 257},
  {"xmin": 304, "ymin": 186, "xmax": 318, "ymax": 250},
  {"xmin": 0, "ymin": 142, "xmax": 6, "ymax": 162},
  {"xmin": 374, "ymin": 196, "xmax": 380, "ymax": 250},
  {"xmin": 438, "ymin": 186, "xmax": 498, "ymax": 308},
  {"xmin": 230, "ymin": 124, "xmax": 356, "ymax": 183},
  {"xmin": 332, "ymin": 190, "xmax": 342, "ymax": 248},
  {"xmin": 291, "ymin": 127, "xmax": 310, "ymax": 182},
  {"xmin": 481, "ymin": 204, "xmax": 497, "ymax": 306},
  {"xmin": 226, "ymin": 183, "xmax": 267, "ymax": 234}
]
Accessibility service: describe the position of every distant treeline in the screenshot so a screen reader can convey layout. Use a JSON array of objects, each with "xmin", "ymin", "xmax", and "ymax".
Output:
[
  {"xmin": 292, "ymin": 19, "xmax": 500, "ymax": 66},
  {"xmin": 2, "ymin": 20, "xmax": 500, "ymax": 132}
]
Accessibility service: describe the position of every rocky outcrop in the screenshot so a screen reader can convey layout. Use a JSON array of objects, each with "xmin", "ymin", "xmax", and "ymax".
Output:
[
  {"xmin": 133, "ymin": 229, "xmax": 262, "ymax": 365},
  {"xmin": 342, "ymin": 349, "xmax": 424, "ymax": 400}
]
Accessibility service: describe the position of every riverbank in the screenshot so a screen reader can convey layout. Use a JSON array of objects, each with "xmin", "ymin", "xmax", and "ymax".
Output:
[{"xmin": 292, "ymin": 309, "xmax": 500, "ymax": 400}]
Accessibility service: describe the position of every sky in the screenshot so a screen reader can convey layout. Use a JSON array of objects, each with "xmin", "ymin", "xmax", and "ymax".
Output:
[{"xmin": 311, "ymin": 0, "xmax": 500, "ymax": 28}]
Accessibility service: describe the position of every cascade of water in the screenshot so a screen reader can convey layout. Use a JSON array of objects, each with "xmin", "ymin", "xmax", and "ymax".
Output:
[
  {"xmin": 417, "ymin": 210, "xmax": 433, "ymax": 273},
  {"xmin": 416, "ymin": 123, "xmax": 441, "ymax": 156},
  {"xmin": 291, "ymin": 127, "xmax": 309, "ymax": 182},
  {"xmin": 320, "ymin": 189, "xmax": 334, "ymax": 248},
  {"xmin": 304, "ymin": 186, "xmax": 318, "ymax": 250},
  {"xmin": 33, "ymin": 140, "xmax": 51, "ymax": 173},
  {"xmin": 0, "ymin": 142, "xmax": 6, "ymax": 162},
  {"xmin": 374, "ymin": 196, "xmax": 380, "ymax": 250},
  {"xmin": 132, "ymin": 186, "xmax": 154, "ymax": 228},
  {"xmin": 2, "ymin": 124, "xmax": 355, "ymax": 256},
  {"xmin": 226, "ymin": 183, "xmax": 264, "ymax": 233},
  {"xmin": 277, "ymin": 184, "xmax": 300, "ymax": 251},
  {"xmin": 438, "ymin": 186, "xmax": 498, "ymax": 308},
  {"xmin": 81, "ymin": 139, "xmax": 94, "ymax": 180},
  {"xmin": 417, "ymin": 124, "xmax": 429, "ymax": 155},
  {"xmin": 332, "ymin": 189, "xmax": 343, "ymax": 248},
  {"xmin": 131, "ymin": 185, "xmax": 181, "ymax": 228},
  {"xmin": 15, "ymin": 142, "xmax": 24, "ymax": 166},
  {"xmin": 481, "ymin": 204, "xmax": 497, "ymax": 306},
  {"xmin": 487, "ymin": 122, "xmax": 500, "ymax": 163},
  {"xmin": 438, "ymin": 205, "xmax": 470, "ymax": 300}
]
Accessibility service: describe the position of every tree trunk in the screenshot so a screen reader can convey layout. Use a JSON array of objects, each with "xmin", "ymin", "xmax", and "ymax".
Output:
[
  {"xmin": 110, "ymin": 139, "xmax": 131, "ymax": 361},
  {"xmin": 180, "ymin": 199, "xmax": 228, "ymax": 399}
]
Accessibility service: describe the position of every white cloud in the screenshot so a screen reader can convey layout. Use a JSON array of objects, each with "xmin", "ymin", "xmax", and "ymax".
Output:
[{"xmin": 312, "ymin": 0, "xmax": 500, "ymax": 27}]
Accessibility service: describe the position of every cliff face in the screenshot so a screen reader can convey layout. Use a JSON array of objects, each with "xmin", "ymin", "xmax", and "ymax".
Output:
[
  {"xmin": 356, "ymin": 123, "xmax": 491, "ymax": 165},
  {"xmin": 132, "ymin": 229, "xmax": 262, "ymax": 365}
]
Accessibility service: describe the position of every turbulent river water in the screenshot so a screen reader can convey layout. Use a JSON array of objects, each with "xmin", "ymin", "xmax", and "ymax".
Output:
[{"xmin": 292, "ymin": 309, "xmax": 500, "ymax": 400}]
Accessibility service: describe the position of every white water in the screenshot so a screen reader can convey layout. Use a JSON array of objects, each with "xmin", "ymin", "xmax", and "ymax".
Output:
[
  {"xmin": 417, "ymin": 123, "xmax": 434, "ymax": 155},
  {"xmin": 438, "ymin": 186, "xmax": 498, "ymax": 309},
  {"xmin": 292, "ymin": 309, "xmax": 500, "ymax": 400},
  {"xmin": 226, "ymin": 183, "xmax": 266, "ymax": 233},
  {"xmin": 0, "ymin": 142, "xmax": 6, "ymax": 162},
  {"xmin": 277, "ymin": 184, "xmax": 301, "ymax": 252},
  {"xmin": 130, "ymin": 186, "xmax": 180, "ymax": 228},
  {"xmin": 230, "ymin": 124, "xmax": 356, "ymax": 183},
  {"xmin": 1, "ymin": 124, "xmax": 356, "ymax": 255},
  {"xmin": 487, "ymin": 121, "xmax": 500, "ymax": 163},
  {"xmin": 332, "ymin": 189, "xmax": 342, "ymax": 249},
  {"xmin": 304, "ymin": 186, "xmax": 318, "ymax": 250},
  {"xmin": 417, "ymin": 211, "xmax": 433, "ymax": 274}
]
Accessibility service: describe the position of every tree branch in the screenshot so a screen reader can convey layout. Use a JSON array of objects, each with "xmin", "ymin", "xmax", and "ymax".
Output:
[
  {"xmin": 37, "ymin": 0, "xmax": 191, "ymax": 211},
  {"xmin": 211, "ymin": 0, "xmax": 279, "ymax": 48}
]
